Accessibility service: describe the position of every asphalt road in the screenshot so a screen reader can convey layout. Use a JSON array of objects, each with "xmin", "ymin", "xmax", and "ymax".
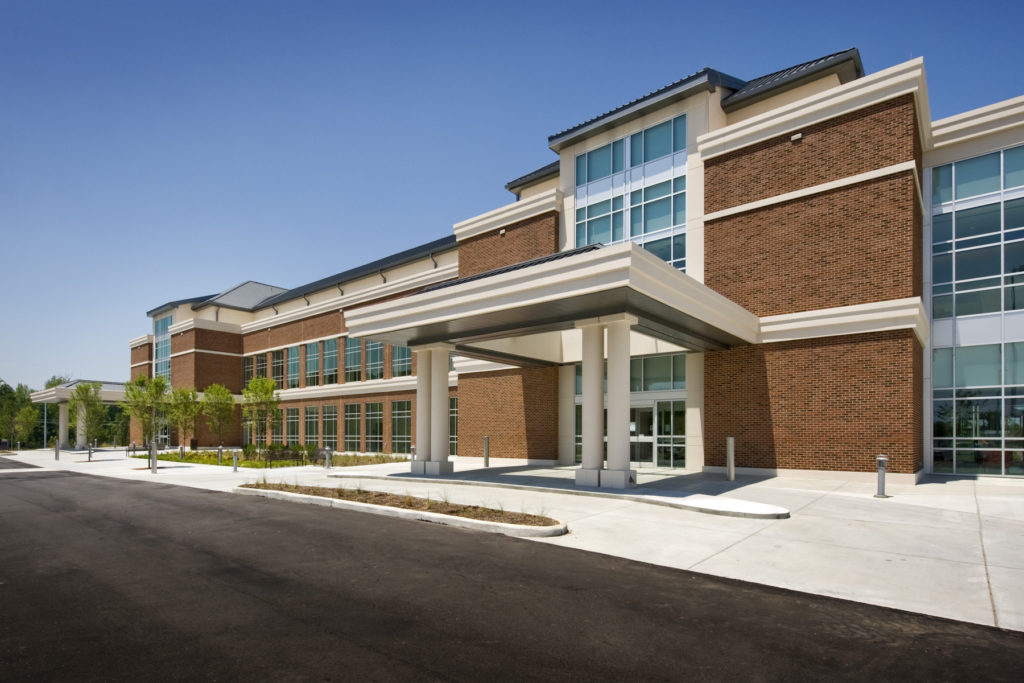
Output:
[{"xmin": 1, "ymin": 461, "xmax": 1021, "ymax": 682}]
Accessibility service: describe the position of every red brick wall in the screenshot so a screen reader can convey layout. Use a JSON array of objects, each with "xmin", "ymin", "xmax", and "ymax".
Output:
[
  {"xmin": 130, "ymin": 343, "xmax": 152, "ymax": 366},
  {"xmin": 458, "ymin": 210, "xmax": 559, "ymax": 278},
  {"xmin": 244, "ymin": 311, "xmax": 345, "ymax": 354},
  {"xmin": 705, "ymin": 95, "xmax": 917, "ymax": 213},
  {"xmin": 458, "ymin": 367, "xmax": 558, "ymax": 459},
  {"xmin": 704, "ymin": 329, "xmax": 922, "ymax": 474},
  {"xmin": 705, "ymin": 173, "xmax": 919, "ymax": 317}
]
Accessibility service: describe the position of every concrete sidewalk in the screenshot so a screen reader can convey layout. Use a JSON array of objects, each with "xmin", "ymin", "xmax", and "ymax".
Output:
[{"xmin": 3, "ymin": 448, "xmax": 1023, "ymax": 632}]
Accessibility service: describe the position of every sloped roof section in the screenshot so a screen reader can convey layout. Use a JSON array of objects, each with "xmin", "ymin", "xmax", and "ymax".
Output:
[
  {"xmin": 548, "ymin": 68, "xmax": 746, "ymax": 151},
  {"xmin": 193, "ymin": 281, "xmax": 288, "ymax": 312},
  {"xmin": 146, "ymin": 294, "xmax": 216, "ymax": 317},
  {"xmin": 256, "ymin": 235, "xmax": 458, "ymax": 309},
  {"xmin": 720, "ymin": 48, "xmax": 863, "ymax": 112},
  {"xmin": 505, "ymin": 160, "xmax": 560, "ymax": 194}
]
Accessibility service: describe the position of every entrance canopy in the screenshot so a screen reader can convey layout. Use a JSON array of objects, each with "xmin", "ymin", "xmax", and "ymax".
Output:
[
  {"xmin": 30, "ymin": 379, "xmax": 126, "ymax": 450},
  {"xmin": 345, "ymin": 242, "xmax": 759, "ymax": 366}
]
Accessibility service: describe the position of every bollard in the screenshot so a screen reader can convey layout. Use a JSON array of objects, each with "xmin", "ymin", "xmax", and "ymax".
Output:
[
  {"xmin": 179, "ymin": 444, "xmax": 185, "ymax": 460},
  {"xmin": 324, "ymin": 449, "xmax": 331, "ymax": 471},
  {"xmin": 483, "ymin": 436, "xmax": 490, "ymax": 468},
  {"xmin": 55, "ymin": 441, "xmax": 60, "ymax": 461},
  {"xmin": 150, "ymin": 443, "xmax": 157, "ymax": 474},
  {"xmin": 233, "ymin": 449, "xmax": 238, "ymax": 473},
  {"xmin": 726, "ymin": 437, "xmax": 735, "ymax": 481},
  {"xmin": 16, "ymin": 441, "xmax": 20, "ymax": 451},
  {"xmin": 88, "ymin": 444, "xmax": 92, "ymax": 462},
  {"xmin": 874, "ymin": 454, "xmax": 890, "ymax": 498},
  {"xmin": 218, "ymin": 445, "xmax": 223, "ymax": 465}
]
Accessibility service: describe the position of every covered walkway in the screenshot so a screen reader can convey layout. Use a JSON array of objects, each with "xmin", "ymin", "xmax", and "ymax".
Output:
[{"xmin": 30, "ymin": 379, "xmax": 126, "ymax": 449}]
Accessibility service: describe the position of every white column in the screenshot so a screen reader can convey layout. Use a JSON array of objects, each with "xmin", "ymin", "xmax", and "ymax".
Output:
[
  {"xmin": 684, "ymin": 352, "xmax": 705, "ymax": 471},
  {"xmin": 603, "ymin": 317, "xmax": 635, "ymax": 488},
  {"xmin": 576, "ymin": 322, "xmax": 604, "ymax": 487},
  {"xmin": 75, "ymin": 404, "xmax": 87, "ymax": 449},
  {"xmin": 58, "ymin": 403, "xmax": 69, "ymax": 450},
  {"xmin": 557, "ymin": 364, "xmax": 576, "ymax": 465},
  {"xmin": 411, "ymin": 348, "xmax": 432, "ymax": 474},
  {"xmin": 428, "ymin": 345, "xmax": 453, "ymax": 475}
]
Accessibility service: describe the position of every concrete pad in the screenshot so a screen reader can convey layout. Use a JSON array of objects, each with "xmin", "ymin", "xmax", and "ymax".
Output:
[
  {"xmin": 988, "ymin": 565, "xmax": 1024, "ymax": 631},
  {"xmin": 980, "ymin": 517, "xmax": 1024, "ymax": 569},
  {"xmin": 692, "ymin": 535, "xmax": 997, "ymax": 626}
]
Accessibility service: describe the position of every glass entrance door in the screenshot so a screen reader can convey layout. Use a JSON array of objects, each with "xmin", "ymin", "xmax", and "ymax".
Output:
[
  {"xmin": 630, "ymin": 406, "xmax": 654, "ymax": 466},
  {"xmin": 656, "ymin": 400, "xmax": 685, "ymax": 468}
]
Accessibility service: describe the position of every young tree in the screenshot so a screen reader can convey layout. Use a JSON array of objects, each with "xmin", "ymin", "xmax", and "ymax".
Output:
[
  {"xmin": 121, "ymin": 375, "xmax": 169, "ymax": 447},
  {"xmin": 242, "ymin": 376, "xmax": 280, "ymax": 459},
  {"xmin": 13, "ymin": 404, "xmax": 39, "ymax": 447},
  {"xmin": 45, "ymin": 375, "xmax": 71, "ymax": 389},
  {"xmin": 167, "ymin": 387, "xmax": 200, "ymax": 450},
  {"xmin": 69, "ymin": 382, "xmax": 107, "ymax": 448},
  {"xmin": 201, "ymin": 383, "xmax": 235, "ymax": 447}
]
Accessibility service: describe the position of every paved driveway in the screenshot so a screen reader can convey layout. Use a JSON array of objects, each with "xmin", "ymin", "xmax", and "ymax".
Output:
[{"xmin": 1, "ymin": 466, "xmax": 1022, "ymax": 681}]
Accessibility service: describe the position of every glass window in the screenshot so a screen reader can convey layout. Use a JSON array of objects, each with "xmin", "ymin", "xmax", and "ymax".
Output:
[
  {"xmin": 956, "ymin": 204, "xmax": 1001, "ymax": 239},
  {"xmin": 672, "ymin": 354, "xmax": 685, "ymax": 389},
  {"xmin": 643, "ymin": 356, "xmax": 671, "ymax": 391},
  {"xmin": 955, "ymin": 398, "xmax": 1002, "ymax": 439},
  {"xmin": 1006, "ymin": 342, "xmax": 1024, "ymax": 386},
  {"xmin": 644, "ymin": 181, "xmax": 671, "ymax": 201},
  {"xmin": 305, "ymin": 342, "xmax": 320, "ymax": 386},
  {"xmin": 956, "ymin": 246, "xmax": 1001, "ymax": 281},
  {"xmin": 643, "ymin": 121, "xmax": 671, "ymax": 161},
  {"xmin": 933, "ymin": 213, "xmax": 952, "ymax": 243},
  {"xmin": 272, "ymin": 350, "xmax": 284, "ymax": 389},
  {"xmin": 286, "ymin": 347, "xmax": 299, "ymax": 388},
  {"xmin": 392, "ymin": 345, "xmax": 412, "ymax": 377},
  {"xmin": 285, "ymin": 408, "xmax": 299, "ymax": 445},
  {"xmin": 955, "ymin": 345, "xmax": 1001, "ymax": 387},
  {"xmin": 305, "ymin": 407, "xmax": 319, "ymax": 447},
  {"xmin": 365, "ymin": 402, "xmax": 382, "ymax": 453},
  {"xmin": 933, "ymin": 253, "xmax": 952, "ymax": 284},
  {"xmin": 630, "ymin": 132, "xmax": 643, "ymax": 167},
  {"xmin": 630, "ymin": 358, "xmax": 642, "ymax": 392},
  {"xmin": 933, "ymin": 348, "xmax": 953, "ymax": 388},
  {"xmin": 254, "ymin": 354, "xmax": 266, "ymax": 379},
  {"xmin": 587, "ymin": 199, "xmax": 610, "ymax": 218},
  {"xmin": 956, "ymin": 289, "xmax": 1001, "ymax": 316},
  {"xmin": 271, "ymin": 415, "xmax": 282, "ymax": 444},
  {"xmin": 366, "ymin": 341, "xmax": 383, "ymax": 380},
  {"xmin": 1006, "ymin": 145, "xmax": 1024, "ymax": 189},
  {"xmin": 932, "ymin": 164, "xmax": 952, "ymax": 205},
  {"xmin": 391, "ymin": 401, "xmax": 411, "ymax": 454},
  {"xmin": 933, "ymin": 294, "xmax": 953, "ymax": 318},
  {"xmin": 673, "ymin": 193, "xmax": 686, "ymax": 226},
  {"xmin": 322, "ymin": 405, "xmax": 337, "ymax": 450},
  {"xmin": 644, "ymin": 198, "xmax": 671, "ymax": 233},
  {"xmin": 243, "ymin": 357, "xmax": 254, "ymax": 386},
  {"xmin": 587, "ymin": 145, "xmax": 611, "ymax": 183},
  {"xmin": 1005, "ymin": 241, "xmax": 1024, "ymax": 277},
  {"xmin": 574, "ymin": 363, "xmax": 582, "ymax": 395},
  {"xmin": 630, "ymin": 207, "xmax": 643, "ymax": 237},
  {"xmin": 612, "ymin": 140, "xmax": 624, "ymax": 173},
  {"xmin": 588, "ymin": 215, "xmax": 611, "ymax": 245},
  {"xmin": 323, "ymin": 339, "xmax": 338, "ymax": 384},
  {"xmin": 449, "ymin": 397, "xmax": 458, "ymax": 456},
  {"xmin": 344, "ymin": 404, "xmax": 360, "ymax": 451},
  {"xmin": 1005, "ymin": 198, "xmax": 1024, "ymax": 231},
  {"xmin": 345, "ymin": 338, "xmax": 361, "ymax": 382},
  {"xmin": 955, "ymin": 152, "xmax": 1000, "ymax": 199},
  {"xmin": 672, "ymin": 115, "xmax": 686, "ymax": 152},
  {"xmin": 612, "ymin": 212, "xmax": 623, "ymax": 241},
  {"xmin": 933, "ymin": 400, "xmax": 953, "ymax": 437},
  {"xmin": 575, "ymin": 154, "xmax": 586, "ymax": 187},
  {"xmin": 644, "ymin": 237, "xmax": 671, "ymax": 262}
]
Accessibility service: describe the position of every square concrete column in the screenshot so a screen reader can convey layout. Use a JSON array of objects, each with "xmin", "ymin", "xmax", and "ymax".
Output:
[
  {"xmin": 428, "ymin": 345, "xmax": 453, "ymax": 475},
  {"xmin": 603, "ymin": 315, "xmax": 636, "ymax": 488},
  {"xmin": 576, "ymin": 322, "xmax": 604, "ymax": 487},
  {"xmin": 557, "ymin": 364, "xmax": 576, "ymax": 465},
  {"xmin": 75, "ymin": 403, "xmax": 87, "ymax": 450},
  {"xmin": 58, "ymin": 403, "xmax": 69, "ymax": 450},
  {"xmin": 411, "ymin": 347, "xmax": 432, "ymax": 474}
]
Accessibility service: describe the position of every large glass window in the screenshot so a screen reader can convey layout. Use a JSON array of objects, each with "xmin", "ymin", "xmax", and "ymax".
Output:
[
  {"xmin": 305, "ymin": 406, "xmax": 319, "ymax": 447},
  {"xmin": 285, "ymin": 408, "xmax": 299, "ymax": 445},
  {"xmin": 574, "ymin": 116, "xmax": 683, "ymax": 187},
  {"xmin": 392, "ymin": 345, "xmax": 412, "ymax": 377},
  {"xmin": 628, "ymin": 354, "xmax": 686, "ymax": 391},
  {"xmin": 323, "ymin": 339, "xmax": 338, "ymax": 384},
  {"xmin": 365, "ymin": 402, "xmax": 382, "ymax": 452},
  {"xmin": 305, "ymin": 342, "xmax": 320, "ymax": 387},
  {"xmin": 345, "ymin": 338, "xmax": 361, "ymax": 382},
  {"xmin": 243, "ymin": 357, "xmax": 254, "ymax": 386},
  {"xmin": 286, "ymin": 346, "xmax": 300, "ymax": 389},
  {"xmin": 449, "ymin": 397, "xmax": 458, "ymax": 456},
  {"xmin": 366, "ymin": 341, "xmax": 383, "ymax": 380},
  {"xmin": 322, "ymin": 406, "xmax": 337, "ymax": 450},
  {"xmin": 272, "ymin": 350, "xmax": 284, "ymax": 389},
  {"xmin": 255, "ymin": 354, "xmax": 267, "ymax": 379},
  {"xmin": 153, "ymin": 315, "xmax": 172, "ymax": 381},
  {"xmin": 344, "ymin": 404, "xmax": 360, "ymax": 451},
  {"xmin": 391, "ymin": 400, "xmax": 411, "ymax": 454}
]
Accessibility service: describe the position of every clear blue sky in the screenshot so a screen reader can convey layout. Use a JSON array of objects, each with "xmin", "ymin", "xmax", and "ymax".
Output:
[{"xmin": 1, "ymin": 0, "xmax": 1022, "ymax": 390}]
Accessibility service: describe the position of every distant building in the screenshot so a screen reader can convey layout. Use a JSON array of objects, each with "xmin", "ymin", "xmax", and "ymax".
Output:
[{"xmin": 130, "ymin": 49, "xmax": 1024, "ymax": 485}]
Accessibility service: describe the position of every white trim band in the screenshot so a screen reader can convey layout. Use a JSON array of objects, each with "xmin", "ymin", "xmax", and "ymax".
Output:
[
  {"xmin": 453, "ymin": 188, "xmax": 562, "ymax": 242},
  {"xmin": 169, "ymin": 349, "xmax": 243, "ymax": 359},
  {"xmin": 760, "ymin": 297, "xmax": 930, "ymax": 347}
]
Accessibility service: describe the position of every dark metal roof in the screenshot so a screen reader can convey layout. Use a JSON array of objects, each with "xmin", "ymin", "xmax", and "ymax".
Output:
[
  {"xmin": 192, "ymin": 281, "xmax": 288, "ymax": 312},
  {"xmin": 421, "ymin": 244, "xmax": 601, "ymax": 294},
  {"xmin": 548, "ymin": 68, "xmax": 746, "ymax": 151},
  {"xmin": 505, "ymin": 160, "xmax": 560, "ymax": 194},
  {"xmin": 146, "ymin": 294, "xmax": 216, "ymax": 318},
  {"xmin": 257, "ymin": 235, "xmax": 458, "ymax": 309},
  {"xmin": 721, "ymin": 48, "xmax": 863, "ymax": 113}
]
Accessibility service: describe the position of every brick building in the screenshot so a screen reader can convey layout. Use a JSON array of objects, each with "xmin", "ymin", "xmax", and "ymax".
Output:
[{"xmin": 131, "ymin": 49, "xmax": 1024, "ymax": 486}]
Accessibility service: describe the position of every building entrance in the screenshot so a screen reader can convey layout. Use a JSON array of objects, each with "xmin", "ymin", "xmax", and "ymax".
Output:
[{"xmin": 630, "ymin": 400, "xmax": 685, "ymax": 468}]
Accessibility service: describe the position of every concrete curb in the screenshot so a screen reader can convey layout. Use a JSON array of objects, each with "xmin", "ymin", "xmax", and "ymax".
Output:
[
  {"xmin": 233, "ymin": 487, "xmax": 569, "ymax": 537},
  {"xmin": 327, "ymin": 473, "xmax": 791, "ymax": 520}
]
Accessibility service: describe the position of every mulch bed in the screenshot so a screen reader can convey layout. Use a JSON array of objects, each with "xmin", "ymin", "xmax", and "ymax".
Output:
[{"xmin": 242, "ymin": 482, "xmax": 558, "ymax": 527}]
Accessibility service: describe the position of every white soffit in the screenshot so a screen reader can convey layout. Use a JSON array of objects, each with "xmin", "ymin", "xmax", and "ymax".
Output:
[
  {"xmin": 929, "ymin": 94, "xmax": 1024, "ymax": 154},
  {"xmin": 453, "ymin": 188, "xmax": 562, "ymax": 242},
  {"xmin": 168, "ymin": 318, "xmax": 242, "ymax": 335},
  {"xmin": 759, "ymin": 297, "xmax": 930, "ymax": 346},
  {"xmin": 698, "ymin": 58, "xmax": 930, "ymax": 160},
  {"xmin": 129, "ymin": 334, "xmax": 153, "ymax": 348}
]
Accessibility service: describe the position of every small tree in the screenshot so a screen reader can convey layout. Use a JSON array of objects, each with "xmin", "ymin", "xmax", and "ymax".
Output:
[
  {"xmin": 45, "ymin": 375, "xmax": 71, "ymax": 389},
  {"xmin": 13, "ymin": 404, "xmax": 39, "ymax": 447},
  {"xmin": 69, "ymin": 382, "xmax": 107, "ymax": 447},
  {"xmin": 242, "ymin": 376, "xmax": 280, "ymax": 459},
  {"xmin": 122, "ymin": 375, "xmax": 169, "ymax": 447},
  {"xmin": 167, "ymin": 387, "xmax": 200, "ymax": 450},
  {"xmin": 201, "ymin": 383, "xmax": 235, "ymax": 447}
]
